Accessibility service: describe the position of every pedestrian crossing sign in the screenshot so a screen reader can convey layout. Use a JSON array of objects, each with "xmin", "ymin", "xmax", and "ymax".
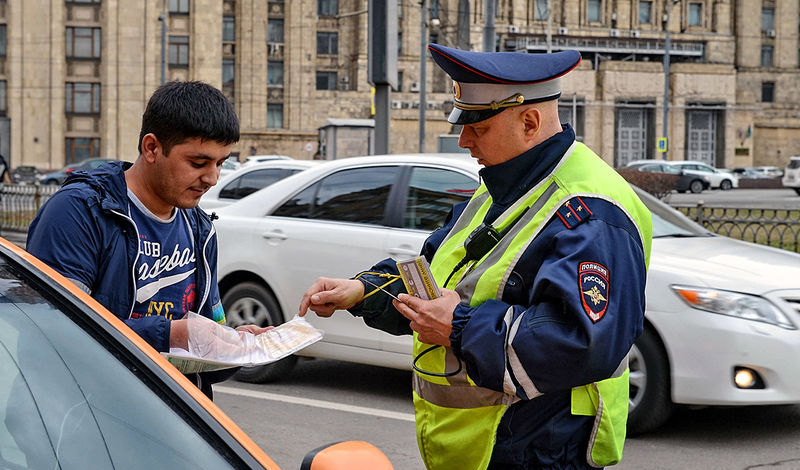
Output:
[{"xmin": 657, "ymin": 138, "xmax": 667, "ymax": 153}]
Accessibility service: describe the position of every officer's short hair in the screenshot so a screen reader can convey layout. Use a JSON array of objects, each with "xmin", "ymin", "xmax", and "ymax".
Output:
[{"xmin": 138, "ymin": 80, "xmax": 240, "ymax": 155}]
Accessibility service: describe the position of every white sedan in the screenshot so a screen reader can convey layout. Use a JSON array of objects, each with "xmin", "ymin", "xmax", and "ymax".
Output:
[
  {"xmin": 201, "ymin": 159, "xmax": 317, "ymax": 210},
  {"xmin": 212, "ymin": 154, "xmax": 800, "ymax": 434}
]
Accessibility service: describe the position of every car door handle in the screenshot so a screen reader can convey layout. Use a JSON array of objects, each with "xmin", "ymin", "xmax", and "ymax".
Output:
[
  {"xmin": 388, "ymin": 247, "xmax": 418, "ymax": 257},
  {"xmin": 262, "ymin": 231, "xmax": 288, "ymax": 241}
]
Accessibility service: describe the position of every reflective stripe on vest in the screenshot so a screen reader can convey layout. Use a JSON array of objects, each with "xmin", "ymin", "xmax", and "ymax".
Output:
[{"xmin": 412, "ymin": 141, "xmax": 652, "ymax": 470}]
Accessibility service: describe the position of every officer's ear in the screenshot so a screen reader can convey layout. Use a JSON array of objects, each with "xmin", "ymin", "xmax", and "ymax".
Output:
[{"xmin": 520, "ymin": 106, "xmax": 541, "ymax": 141}]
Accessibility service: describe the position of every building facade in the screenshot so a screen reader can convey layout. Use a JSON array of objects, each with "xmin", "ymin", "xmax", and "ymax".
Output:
[{"xmin": 0, "ymin": 0, "xmax": 798, "ymax": 170}]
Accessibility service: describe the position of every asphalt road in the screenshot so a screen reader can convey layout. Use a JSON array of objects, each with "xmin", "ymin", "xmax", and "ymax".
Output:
[{"xmin": 215, "ymin": 358, "xmax": 800, "ymax": 470}]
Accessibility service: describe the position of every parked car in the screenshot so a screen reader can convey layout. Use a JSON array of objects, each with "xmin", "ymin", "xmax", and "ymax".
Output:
[
  {"xmin": 10, "ymin": 165, "xmax": 41, "ymax": 184},
  {"xmin": 754, "ymin": 165, "xmax": 784, "ymax": 178},
  {"xmin": 732, "ymin": 167, "xmax": 772, "ymax": 179},
  {"xmin": 781, "ymin": 156, "xmax": 800, "ymax": 195},
  {"xmin": 219, "ymin": 158, "xmax": 242, "ymax": 179},
  {"xmin": 39, "ymin": 157, "xmax": 117, "ymax": 185},
  {"xmin": 0, "ymin": 236, "xmax": 393, "ymax": 470},
  {"xmin": 213, "ymin": 153, "xmax": 800, "ymax": 434},
  {"xmin": 241, "ymin": 155, "xmax": 293, "ymax": 167},
  {"xmin": 627, "ymin": 160, "xmax": 738, "ymax": 190},
  {"xmin": 624, "ymin": 161, "xmax": 710, "ymax": 193},
  {"xmin": 201, "ymin": 160, "xmax": 317, "ymax": 210}
]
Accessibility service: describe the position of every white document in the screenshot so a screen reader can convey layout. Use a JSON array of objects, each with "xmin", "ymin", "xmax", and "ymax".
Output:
[{"xmin": 163, "ymin": 315, "xmax": 323, "ymax": 374}]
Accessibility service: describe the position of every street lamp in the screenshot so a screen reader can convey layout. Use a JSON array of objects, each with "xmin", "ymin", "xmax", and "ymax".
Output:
[{"xmin": 661, "ymin": 0, "xmax": 680, "ymax": 160}]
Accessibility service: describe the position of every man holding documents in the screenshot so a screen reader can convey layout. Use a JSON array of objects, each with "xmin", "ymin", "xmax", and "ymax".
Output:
[
  {"xmin": 27, "ymin": 81, "xmax": 269, "ymax": 399},
  {"xmin": 301, "ymin": 45, "xmax": 651, "ymax": 470}
]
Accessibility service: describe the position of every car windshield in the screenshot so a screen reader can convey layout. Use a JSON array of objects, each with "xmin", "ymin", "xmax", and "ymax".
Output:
[
  {"xmin": 0, "ymin": 255, "xmax": 243, "ymax": 469},
  {"xmin": 632, "ymin": 187, "xmax": 711, "ymax": 238}
]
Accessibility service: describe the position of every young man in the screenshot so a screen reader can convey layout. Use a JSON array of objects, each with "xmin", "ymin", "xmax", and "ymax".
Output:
[
  {"xmin": 300, "ymin": 45, "xmax": 652, "ymax": 469},
  {"xmin": 27, "ymin": 81, "xmax": 265, "ymax": 398}
]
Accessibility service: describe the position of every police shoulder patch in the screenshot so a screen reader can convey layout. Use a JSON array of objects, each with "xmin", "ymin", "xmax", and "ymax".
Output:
[
  {"xmin": 556, "ymin": 197, "xmax": 592, "ymax": 229},
  {"xmin": 578, "ymin": 261, "xmax": 609, "ymax": 323}
]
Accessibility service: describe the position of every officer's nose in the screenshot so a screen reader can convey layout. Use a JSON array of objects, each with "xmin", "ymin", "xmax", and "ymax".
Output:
[{"xmin": 458, "ymin": 127, "xmax": 473, "ymax": 149}]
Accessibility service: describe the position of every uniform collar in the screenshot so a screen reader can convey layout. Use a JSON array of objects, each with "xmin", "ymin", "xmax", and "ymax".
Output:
[{"xmin": 480, "ymin": 125, "xmax": 576, "ymax": 207}]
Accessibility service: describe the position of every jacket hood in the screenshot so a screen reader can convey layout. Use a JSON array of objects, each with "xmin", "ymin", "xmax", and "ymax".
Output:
[{"xmin": 63, "ymin": 160, "xmax": 133, "ymax": 212}]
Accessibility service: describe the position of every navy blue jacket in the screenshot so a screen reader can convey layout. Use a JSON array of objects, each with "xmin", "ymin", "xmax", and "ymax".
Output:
[
  {"xmin": 352, "ymin": 126, "xmax": 647, "ymax": 469},
  {"xmin": 27, "ymin": 161, "xmax": 225, "ymax": 353}
]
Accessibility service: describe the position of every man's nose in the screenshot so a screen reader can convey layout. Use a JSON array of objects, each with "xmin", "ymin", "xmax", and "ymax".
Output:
[
  {"xmin": 202, "ymin": 165, "xmax": 220, "ymax": 186},
  {"xmin": 458, "ymin": 128, "xmax": 472, "ymax": 148}
]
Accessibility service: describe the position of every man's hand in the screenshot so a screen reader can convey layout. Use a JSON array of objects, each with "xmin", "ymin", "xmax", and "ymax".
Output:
[
  {"xmin": 299, "ymin": 277, "xmax": 365, "ymax": 317},
  {"xmin": 393, "ymin": 289, "xmax": 461, "ymax": 346}
]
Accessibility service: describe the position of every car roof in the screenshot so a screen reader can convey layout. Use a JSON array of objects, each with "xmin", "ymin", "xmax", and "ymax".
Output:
[
  {"xmin": 217, "ymin": 153, "xmax": 480, "ymax": 216},
  {"xmin": 215, "ymin": 159, "xmax": 319, "ymax": 185}
]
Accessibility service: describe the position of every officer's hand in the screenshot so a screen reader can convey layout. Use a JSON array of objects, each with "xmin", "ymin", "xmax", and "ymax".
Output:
[
  {"xmin": 299, "ymin": 277, "xmax": 365, "ymax": 317},
  {"xmin": 236, "ymin": 324, "xmax": 274, "ymax": 335},
  {"xmin": 394, "ymin": 289, "xmax": 461, "ymax": 346}
]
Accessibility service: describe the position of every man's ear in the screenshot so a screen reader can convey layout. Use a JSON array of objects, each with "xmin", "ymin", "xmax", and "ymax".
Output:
[
  {"xmin": 521, "ymin": 107, "xmax": 541, "ymax": 141},
  {"xmin": 140, "ymin": 133, "xmax": 162, "ymax": 162}
]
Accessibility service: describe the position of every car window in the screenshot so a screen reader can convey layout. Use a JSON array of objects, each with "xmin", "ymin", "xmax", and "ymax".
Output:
[
  {"xmin": 273, "ymin": 166, "xmax": 398, "ymax": 225},
  {"xmin": 632, "ymin": 187, "xmax": 709, "ymax": 238},
  {"xmin": 219, "ymin": 168, "xmax": 287, "ymax": 200},
  {"xmin": 788, "ymin": 159, "xmax": 800, "ymax": 170},
  {"xmin": 0, "ymin": 261, "xmax": 242, "ymax": 470},
  {"xmin": 404, "ymin": 167, "xmax": 477, "ymax": 230}
]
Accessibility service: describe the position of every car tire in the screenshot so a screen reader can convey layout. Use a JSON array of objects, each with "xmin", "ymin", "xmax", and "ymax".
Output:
[
  {"xmin": 627, "ymin": 327, "xmax": 674, "ymax": 435},
  {"xmin": 222, "ymin": 282, "xmax": 298, "ymax": 383},
  {"xmin": 720, "ymin": 179, "xmax": 732, "ymax": 191},
  {"xmin": 689, "ymin": 179, "xmax": 704, "ymax": 194},
  {"xmin": 794, "ymin": 188, "xmax": 800, "ymax": 196}
]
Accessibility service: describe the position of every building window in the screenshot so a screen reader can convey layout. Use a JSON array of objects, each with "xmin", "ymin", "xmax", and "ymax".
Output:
[
  {"xmin": 0, "ymin": 25, "xmax": 5, "ymax": 57},
  {"xmin": 267, "ymin": 61, "xmax": 283, "ymax": 87},
  {"xmin": 317, "ymin": 0, "xmax": 337, "ymax": 17},
  {"xmin": 638, "ymin": 1, "xmax": 652, "ymax": 24},
  {"xmin": 392, "ymin": 71, "xmax": 404, "ymax": 92},
  {"xmin": 65, "ymin": 138, "xmax": 100, "ymax": 164},
  {"xmin": 559, "ymin": 101, "xmax": 585, "ymax": 142},
  {"xmin": 0, "ymin": 80, "xmax": 6, "ymax": 116},
  {"xmin": 66, "ymin": 27, "xmax": 102, "ymax": 59},
  {"xmin": 268, "ymin": 19, "xmax": 284, "ymax": 43},
  {"xmin": 223, "ymin": 16, "xmax": 235, "ymax": 42},
  {"xmin": 431, "ymin": 0, "xmax": 440, "ymax": 19},
  {"xmin": 169, "ymin": 0, "xmax": 189, "ymax": 14},
  {"xmin": 762, "ymin": 7, "xmax": 775, "ymax": 32},
  {"xmin": 168, "ymin": 35, "xmax": 189, "ymax": 66},
  {"xmin": 430, "ymin": 32, "xmax": 439, "ymax": 44},
  {"xmin": 316, "ymin": 32, "xmax": 338, "ymax": 55},
  {"xmin": 397, "ymin": 32, "xmax": 403, "ymax": 56},
  {"xmin": 688, "ymin": 3, "xmax": 702, "ymax": 26},
  {"xmin": 267, "ymin": 103, "xmax": 283, "ymax": 128},
  {"xmin": 316, "ymin": 71, "xmax": 338, "ymax": 90},
  {"xmin": 222, "ymin": 58, "xmax": 235, "ymax": 99},
  {"xmin": 762, "ymin": 81, "xmax": 775, "ymax": 102},
  {"xmin": 70, "ymin": 0, "xmax": 101, "ymax": 3},
  {"xmin": 535, "ymin": 0, "xmax": 548, "ymax": 20},
  {"xmin": 66, "ymin": 83, "xmax": 101, "ymax": 114},
  {"xmin": 761, "ymin": 45, "xmax": 774, "ymax": 67},
  {"xmin": 588, "ymin": 0, "xmax": 601, "ymax": 22}
]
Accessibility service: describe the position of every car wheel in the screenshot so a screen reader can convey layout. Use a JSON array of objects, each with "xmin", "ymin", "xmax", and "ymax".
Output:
[
  {"xmin": 720, "ymin": 180, "xmax": 732, "ymax": 190},
  {"xmin": 689, "ymin": 180, "xmax": 704, "ymax": 194},
  {"xmin": 222, "ymin": 282, "xmax": 298, "ymax": 383},
  {"xmin": 627, "ymin": 327, "xmax": 674, "ymax": 435}
]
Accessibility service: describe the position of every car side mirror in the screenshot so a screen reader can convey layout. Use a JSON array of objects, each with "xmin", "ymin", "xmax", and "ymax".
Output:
[{"xmin": 301, "ymin": 441, "xmax": 394, "ymax": 470}]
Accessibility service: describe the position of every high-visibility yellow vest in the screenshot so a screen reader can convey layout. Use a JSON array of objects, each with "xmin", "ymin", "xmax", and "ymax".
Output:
[{"xmin": 413, "ymin": 141, "xmax": 652, "ymax": 470}]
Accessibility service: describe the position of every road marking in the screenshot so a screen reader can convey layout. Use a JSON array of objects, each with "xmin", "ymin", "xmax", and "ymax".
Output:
[{"xmin": 214, "ymin": 385, "xmax": 416, "ymax": 422}]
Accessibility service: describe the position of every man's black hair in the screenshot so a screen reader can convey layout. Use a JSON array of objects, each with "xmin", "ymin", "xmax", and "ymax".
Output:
[{"xmin": 138, "ymin": 80, "xmax": 239, "ymax": 155}]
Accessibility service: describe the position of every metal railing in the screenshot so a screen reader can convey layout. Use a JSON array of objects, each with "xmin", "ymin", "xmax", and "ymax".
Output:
[
  {"xmin": 2, "ymin": 184, "xmax": 799, "ymax": 254},
  {"xmin": 673, "ymin": 202, "xmax": 800, "ymax": 253},
  {"xmin": 0, "ymin": 184, "xmax": 59, "ymax": 232}
]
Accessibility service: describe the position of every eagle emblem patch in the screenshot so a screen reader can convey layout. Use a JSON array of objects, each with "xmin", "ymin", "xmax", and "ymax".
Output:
[{"xmin": 579, "ymin": 261, "xmax": 609, "ymax": 323}]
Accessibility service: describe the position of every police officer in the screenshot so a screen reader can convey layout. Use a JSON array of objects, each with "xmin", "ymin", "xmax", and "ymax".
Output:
[{"xmin": 300, "ymin": 44, "xmax": 652, "ymax": 470}]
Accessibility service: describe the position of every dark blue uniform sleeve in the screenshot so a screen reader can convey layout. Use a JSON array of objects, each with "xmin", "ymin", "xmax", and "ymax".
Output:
[
  {"xmin": 347, "ymin": 201, "xmax": 470, "ymax": 335},
  {"xmin": 449, "ymin": 198, "xmax": 648, "ymax": 399}
]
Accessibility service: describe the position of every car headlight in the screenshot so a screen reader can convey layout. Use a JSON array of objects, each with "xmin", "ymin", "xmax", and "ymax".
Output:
[{"xmin": 671, "ymin": 285, "xmax": 796, "ymax": 330}]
